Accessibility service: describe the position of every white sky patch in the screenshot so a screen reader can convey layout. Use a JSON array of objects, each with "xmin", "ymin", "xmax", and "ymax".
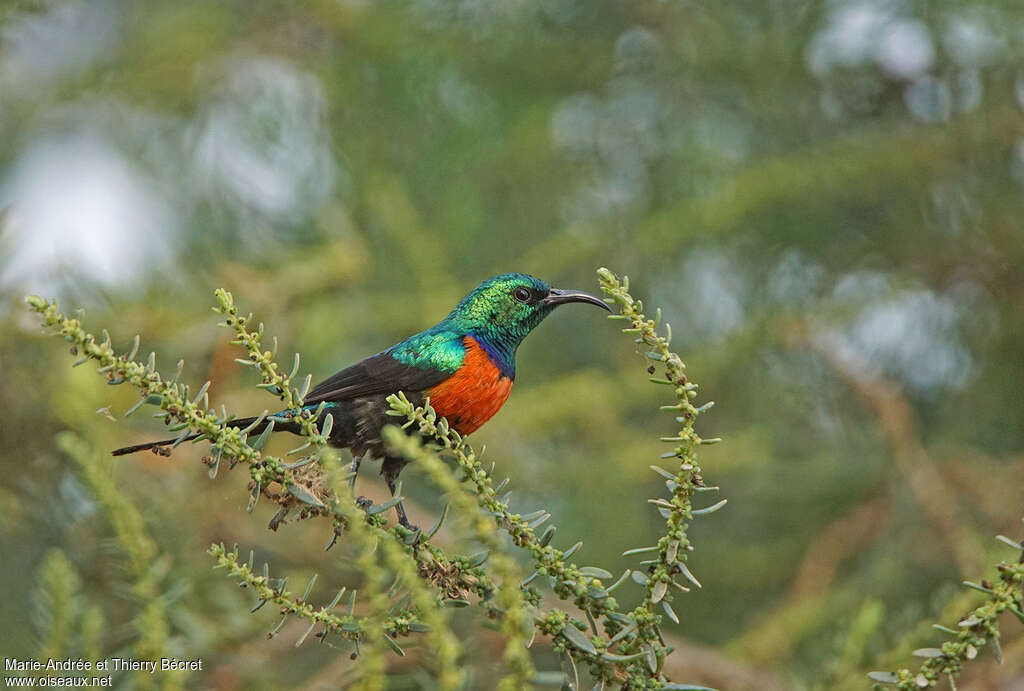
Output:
[
  {"xmin": 904, "ymin": 75, "xmax": 952, "ymax": 122},
  {"xmin": 768, "ymin": 249, "xmax": 824, "ymax": 305},
  {"xmin": 807, "ymin": 2, "xmax": 935, "ymax": 81},
  {"xmin": 550, "ymin": 93, "xmax": 602, "ymax": 158},
  {"xmin": 807, "ymin": 3, "xmax": 891, "ymax": 77},
  {"xmin": 549, "ymin": 25, "xmax": 671, "ymax": 228},
  {"xmin": 656, "ymin": 249, "xmax": 747, "ymax": 347},
  {"xmin": 437, "ymin": 67, "xmax": 492, "ymax": 124},
  {"xmin": 0, "ymin": 0, "xmax": 118, "ymax": 93},
  {"xmin": 875, "ymin": 19, "xmax": 935, "ymax": 80},
  {"xmin": 0, "ymin": 133, "xmax": 177, "ymax": 294},
  {"xmin": 614, "ymin": 26, "xmax": 661, "ymax": 76},
  {"xmin": 944, "ymin": 12, "xmax": 1003, "ymax": 68},
  {"xmin": 192, "ymin": 58, "xmax": 337, "ymax": 225},
  {"xmin": 831, "ymin": 274, "xmax": 972, "ymax": 392}
]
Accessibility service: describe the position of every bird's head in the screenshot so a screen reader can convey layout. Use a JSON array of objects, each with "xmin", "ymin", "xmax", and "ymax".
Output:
[{"xmin": 446, "ymin": 272, "xmax": 611, "ymax": 353}]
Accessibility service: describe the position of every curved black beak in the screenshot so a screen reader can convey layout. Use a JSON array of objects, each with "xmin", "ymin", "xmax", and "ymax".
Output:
[{"xmin": 542, "ymin": 288, "xmax": 612, "ymax": 312}]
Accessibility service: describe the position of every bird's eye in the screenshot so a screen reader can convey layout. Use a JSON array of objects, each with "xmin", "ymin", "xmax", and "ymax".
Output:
[{"xmin": 513, "ymin": 286, "xmax": 531, "ymax": 303}]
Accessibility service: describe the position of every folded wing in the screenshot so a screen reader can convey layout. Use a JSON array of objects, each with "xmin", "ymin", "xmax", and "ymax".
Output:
[{"xmin": 303, "ymin": 350, "xmax": 452, "ymax": 405}]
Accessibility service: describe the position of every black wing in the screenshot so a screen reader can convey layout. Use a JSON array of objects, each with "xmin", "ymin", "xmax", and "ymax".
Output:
[
  {"xmin": 303, "ymin": 350, "xmax": 451, "ymax": 405},
  {"xmin": 111, "ymin": 352, "xmax": 447, "ymax": 457}
]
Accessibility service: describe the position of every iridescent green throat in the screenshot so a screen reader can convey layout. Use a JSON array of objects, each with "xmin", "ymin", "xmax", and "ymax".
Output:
[{"xmin": 389, "ymin": 273, "xmax": 558, "ymax": 379}]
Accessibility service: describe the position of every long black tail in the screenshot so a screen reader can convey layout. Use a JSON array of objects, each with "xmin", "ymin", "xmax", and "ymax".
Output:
[{"xmin": 111, "ymin": 414, "xmax": 267, "ymax": 456}]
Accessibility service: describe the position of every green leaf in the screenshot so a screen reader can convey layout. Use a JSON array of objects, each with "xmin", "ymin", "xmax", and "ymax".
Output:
[
  {"xmin": 563, "ymin": 542, "xmax": 583, "ymax": 559},
  {"xmin": 282, "ymin": 456, "xmax": 317, "ymax": 470},
  {"xmin": 124, "ymin": 397, "xmax": 148, "ymax": 417},
  {"xmin": 608, "ymin": 620, "xmax": 638, "ymax": 645},
  {"xmin": 426, "ymin": 503, "xmax": 449, "ymax": 538},
  {"xmin": 560, "ymin": 625, "xmax": 596, "ymax": 655},
  {"xmin": 327, "ymin": 587, "xmax": 346, "ymax": 609},
  {"xmin": 867, "ymin": 672, "xmax": 899, "ymax": 684},
  {"xmin": 677, "ymin": 561, "xmax": 702, "ymax": 589},
  {"xmin": 286, "ymin": 482, "xmax": 325, "ymax": 508},
  {"xmin": 246, "ymin": 484, "xmax": 260, "ymax": 513},
  {"xmin": 622, "ymin": 546, "xmax": 659, "ymax": 556},
  {"xmin": 996, "ymin": 535, "xmax": 1022, "ymax": 549},
  {"xmin": 606, "ymin": 570, "xmax": 631, "ymax": 593},
  {"xmin": 382, "ymin": 634, "xmax": 405, "ymax": 656},
  {"xmin": 301, "ymin": 574, "xmax": 317, "ymax": 601},
  {"xmin": 692, "ymin": 499, "xmax": 728, "ymax": 515},
  {"xmin": 295, "ymin": 621, "xmax": 316, "ymax": 647},
  {"xmin": 649, "ymin": 465, "xmax": 676, "ymax": 480},
  {"xmin": 578, "ymin": 567, "xmax": 612, "ymax": 580},
  {"xmin": 598, "ymin": 651, "xmax": 644, "ymax": 663},
  {"xmin": 207, "ymin": 448, "xmax": 221, "ymax": 479},
  {"xmin": 644, "ymin": 645, "xmax": 658, "ymax": 673},
  {"xmin": 366, "ymin": 495, "xmax": 403, "ymax": 514},
  {"xmin": 561, "ymin": 653, "xmax": 579, "ymax": 691},
  {"xmin": 248, "ymin": 419, "xmax": 275, "ymax": 451}
]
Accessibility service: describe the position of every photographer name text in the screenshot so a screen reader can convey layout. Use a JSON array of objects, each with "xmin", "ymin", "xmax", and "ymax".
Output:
[{"xmin": 5, "ymin": 657, "xmax": 202, "ymax": 674}]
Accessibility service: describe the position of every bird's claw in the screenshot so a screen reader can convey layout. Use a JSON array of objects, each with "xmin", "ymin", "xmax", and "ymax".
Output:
[
  {"xmin": 356, "ymin": 496, "xmax": 373, "ymax": 510},
  {"xmin": 400, "ymin": 524, "xmax": 423, "ymax": 548}
]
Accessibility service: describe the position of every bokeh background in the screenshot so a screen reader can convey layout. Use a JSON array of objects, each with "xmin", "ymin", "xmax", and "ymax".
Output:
[{"xmin": 2, "ymin": 0, "xmax": 1023, "ymax": 689}]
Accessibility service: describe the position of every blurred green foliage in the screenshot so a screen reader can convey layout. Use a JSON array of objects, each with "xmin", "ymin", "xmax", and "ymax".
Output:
[{"xmin": 2, "ymin": 0, "xmax": 1024, "ymax": 689}]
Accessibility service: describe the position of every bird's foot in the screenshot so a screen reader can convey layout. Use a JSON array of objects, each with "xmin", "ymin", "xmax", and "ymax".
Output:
[
  {"xmin": 355, "ymin": 495, "xmax": 373, "ymax": 510},
  {"xmin": 393, "ymin": 503, "xmax": 420, "ymax": 536},
  {"xmin": 398, "ymin": 522, "xmax": 423, "ymax": 547}
]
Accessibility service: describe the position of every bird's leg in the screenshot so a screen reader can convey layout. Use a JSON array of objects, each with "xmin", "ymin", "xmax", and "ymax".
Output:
[
  {"xmin": 348, "ymin": 455, "xmax": 362, "ymax": 490},
  {"xmin": 386, "ymin": 475, "xmax": 414, "ymax": 531},
  {"xmin": 348, "ymin": 455, "xmax": 374, "ymax": 509},
  {"xmin": 382, "ymin": 462, "xmax": 418, "ymax": 535}
]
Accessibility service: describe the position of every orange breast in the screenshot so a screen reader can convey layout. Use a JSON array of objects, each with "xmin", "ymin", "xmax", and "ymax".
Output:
[{"xmin": 427, "ymin": 336, "xmax": 513, "ymax": 435}]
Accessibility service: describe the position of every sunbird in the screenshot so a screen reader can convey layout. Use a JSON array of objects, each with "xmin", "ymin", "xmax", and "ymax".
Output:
[{"xmin": 113, "ymin": 273, "xmax": 610, "ymax": 529}]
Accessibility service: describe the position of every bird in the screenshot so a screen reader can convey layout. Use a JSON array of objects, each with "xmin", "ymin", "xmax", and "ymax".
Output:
[{"xmin": 112, "ymin": 273, "xmax": 610, "ymax": 530}]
